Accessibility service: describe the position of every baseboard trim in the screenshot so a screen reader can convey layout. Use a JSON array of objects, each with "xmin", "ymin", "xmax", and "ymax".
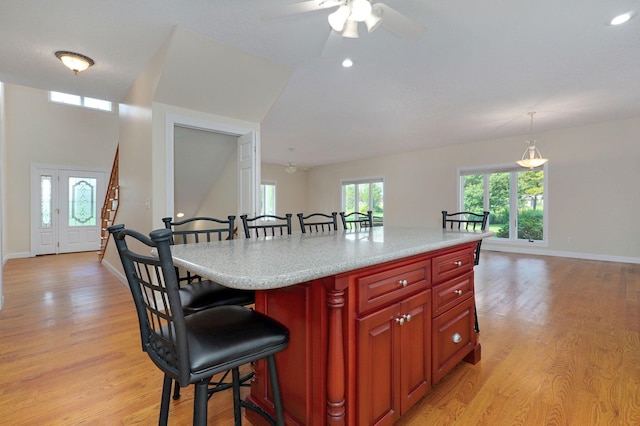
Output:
[
  {"xmin": 483, "ymin": 245, "xmax": 640, "ymax": 264},
  {"xmin": 100, "ymin": 258, "xmax": 127, "ymax": 286}
]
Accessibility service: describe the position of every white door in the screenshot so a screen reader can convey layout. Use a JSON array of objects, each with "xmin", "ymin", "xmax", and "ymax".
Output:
[
  {"xmin": 238, "ymin": 132, "xmax": 258, "ymax": 218},
  {"xmin": 31, "ymin": 166, "xmax": 106, "ymax": 255}
]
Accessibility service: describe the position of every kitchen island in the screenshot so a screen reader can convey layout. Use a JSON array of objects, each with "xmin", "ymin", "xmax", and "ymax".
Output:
[{"xmin": 170, "ymin": 227, "xmax": 493, "ymax": 426}]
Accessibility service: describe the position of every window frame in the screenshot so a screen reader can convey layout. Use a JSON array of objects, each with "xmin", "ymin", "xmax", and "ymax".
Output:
[
  {"xmin": 49, "ymin": 91, "xmax": 113, "ymax": 112},
  {"xmin": 458, "ymin": 162, "xmax": 548, "ymax": 246},
  {"xmin": 341, "ymin": 177, "xmax": 384, "ymax": 217},
  {"xmin": 259, "ymin": 180, "xmax": 277, "ymax": 218}
]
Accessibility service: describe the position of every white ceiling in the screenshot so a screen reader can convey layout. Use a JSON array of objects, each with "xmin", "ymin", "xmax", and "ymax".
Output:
[{"xmin": 1, "ymin": 1, "xmax": 639, "ymax": 168}]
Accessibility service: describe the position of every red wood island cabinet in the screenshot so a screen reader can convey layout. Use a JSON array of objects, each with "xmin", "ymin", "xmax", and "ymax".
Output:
[{"xmin": 246, "ymin": 241, "xmax": 480, "ymax": 426}]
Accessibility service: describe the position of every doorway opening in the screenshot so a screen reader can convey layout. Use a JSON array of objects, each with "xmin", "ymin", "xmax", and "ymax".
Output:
[{"xmin": 165, "ymin": 114, "xmax": 260, "ymax": 222}]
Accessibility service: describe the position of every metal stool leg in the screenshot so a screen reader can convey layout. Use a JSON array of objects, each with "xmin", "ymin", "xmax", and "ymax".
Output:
[
  {"xmin": 159, "ymin": 374, "xmax": 172, "ymax": 426},
  {"xmin": 232, "ymin": 368, "xmax": 243, "ymax": 426},
  {"xmin": 193, "ymin": 379, "xmax": 209, "ymax": 426},
  {"xmin": 267, "ymin": 355, "xmax": 285, "ymax": 426}
]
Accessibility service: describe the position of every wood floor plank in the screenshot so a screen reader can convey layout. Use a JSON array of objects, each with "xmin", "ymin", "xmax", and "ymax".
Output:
[{"xmin": 1, "ymin": 250, "xmax": 639, "ymax": 425}]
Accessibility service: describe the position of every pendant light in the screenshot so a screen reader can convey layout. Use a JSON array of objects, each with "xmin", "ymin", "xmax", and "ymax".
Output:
[{"xmin": 516, "ymin": 112, "xmax": 548, "ymax": 169}]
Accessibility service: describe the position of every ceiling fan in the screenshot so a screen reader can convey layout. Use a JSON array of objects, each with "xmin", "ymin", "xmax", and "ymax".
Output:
[{"xmin": 260, "ymin": 0, "xmax": 426, "ymax": 56}]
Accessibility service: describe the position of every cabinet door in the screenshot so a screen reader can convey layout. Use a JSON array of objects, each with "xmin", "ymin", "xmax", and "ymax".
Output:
[
  {"xmin": 432, "ymin": 297, "xmax": 476, "ymax": 384},
  {"xmin": 399, "ymin": 290, "xmax": 432, "ymax": 413},
  {"xmin": 357, "ymin": 303, "xmax": 401, "ymax": 426}
]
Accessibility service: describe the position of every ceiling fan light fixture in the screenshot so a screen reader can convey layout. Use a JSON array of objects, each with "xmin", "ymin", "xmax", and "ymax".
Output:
[
  {"xmin": 516, "ymin": 112, "xmax": 548, "ymax": 169},
  {"xmin": 55, "ymin": 50, "xmax": 94, "ymax": 74},
  {"xmin": 350, "ymin": 0, "xmax": 372, "ymax": 22},
  {"xmin": 285, "ymin": 162, "xmax": 297, "ymax": 174},
  {"xmin": 328, "ymin": 5, "xmax": 350, "ymax": 31},
  {"xmin": 365, "ymin": 6, "xmax": 383, "ymax": 32},
  {"xmin": 343, "ymin": 19, "xmax": 360, "ymax": 38}
]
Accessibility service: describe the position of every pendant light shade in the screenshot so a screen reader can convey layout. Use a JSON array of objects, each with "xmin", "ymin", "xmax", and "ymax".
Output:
[
  {"xmin": 516, "ymin": 112, "xmax": 548, "ymax": 169},
  {"xmin": 343, "ymin": 19, "xmax": 360, "ymax": 38},
  {"xmin": 328, "ymin": 5, "xmax": 350, "ymax": 32}
]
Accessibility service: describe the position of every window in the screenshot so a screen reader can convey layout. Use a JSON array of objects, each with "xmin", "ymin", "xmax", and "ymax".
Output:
[
  {"xmin": 460, "ymin": 164, "xmax": 546, "ymax": 243},
  {"xmin": 342, "ymin": 178, "xmax": 384, "ymax": 219},
  {"xmin": 49, "ymin": 91, "xmax": 113, "ymax": 112},
  {"xmin": 260, "ymin": 181, "xmax": 276, "ymax": 217}
]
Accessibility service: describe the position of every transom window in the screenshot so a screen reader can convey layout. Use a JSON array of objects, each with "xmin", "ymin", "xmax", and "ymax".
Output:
[
  {"xmin": 459, "ymin": 164, "xmax": 546, "ymax": 243},
  {"xmin": 49, "ymin": 91, "xmax": 113, "ymax": 112},
  {"xmin": 342, "ymin": 178, "xmax": 384, "ymax": 219}
]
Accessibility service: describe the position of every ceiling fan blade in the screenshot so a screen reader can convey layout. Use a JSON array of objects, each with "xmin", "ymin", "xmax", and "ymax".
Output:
[
  {"xmin": 260, "ymin": 1, "xmax": 343, "ymax": 21},
  {"xmin": 321, "ymin": 29, "xmax": 343, "ymax": 57},
  {"xmin": 376, "ymin": 3, "xmax": 426, "ymax": 41}
]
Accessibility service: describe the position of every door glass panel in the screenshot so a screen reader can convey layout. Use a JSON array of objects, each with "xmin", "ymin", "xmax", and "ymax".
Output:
[
  {"xmin": 489, "ymin": 172, "xmax": 510, "ymax": 239},
  {"xmin": 517, "ymin": 170, "xmax": 544, "ymax": 241},
  {"xmin": 358, "ymin": 184, "xmax": 370, "ymax": 213},
  {"xmin": 462, "ymin": 174, "xmax": 483, "ymax": 213},
  {"xmin": 343, "ymin": 184, "xmax": 356, "ymax": 212},
  {"xmin": 41, "ymin": 175, "xmax": 53, "ymax": 228},
  {"xmin": 68, "ymin": 177, "xmax": 97, "ymax": 227},
  {"xmin": 371, "ymin": 182, "xmax": 384, "ymax": 219}
]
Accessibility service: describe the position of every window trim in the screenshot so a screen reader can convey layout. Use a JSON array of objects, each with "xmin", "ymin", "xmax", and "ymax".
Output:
[{"xmin": 458, "ymin": 162, "xmax": 548, "ymax": 246}]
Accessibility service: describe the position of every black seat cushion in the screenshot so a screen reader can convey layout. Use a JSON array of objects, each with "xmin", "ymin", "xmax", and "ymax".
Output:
[
  {"xmin": 184, "ymin": 305, "xmax": 289, "ymax": 374},
  {"xmin": 179, "ymin": 281, "xmax": 255, "ymax": 314}
]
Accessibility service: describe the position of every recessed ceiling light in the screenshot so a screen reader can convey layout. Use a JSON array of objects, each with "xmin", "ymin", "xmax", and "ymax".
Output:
[
  {"xmin": 342, "ymin": 58, "xmax": 353, "ymax": 68},
  {"xmin": 611, "ymin": 12, "xmax": 633, "ymax": 25}
]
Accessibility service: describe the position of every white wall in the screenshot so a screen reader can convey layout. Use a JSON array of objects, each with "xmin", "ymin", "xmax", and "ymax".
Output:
[
  {"xmin": 196, "ymin": 148, "xmax": 238, "ymax": 220},
  {"xmin": 261, "ymin": 163, "xmax": 308, "ymax": 218},
  {"xmin": 306, "ymin": 116, "xmax": 640, "ymax": 262},
  {"xmin": 2, "ymin": 84, "xmax": 119, "ymax": 257}
]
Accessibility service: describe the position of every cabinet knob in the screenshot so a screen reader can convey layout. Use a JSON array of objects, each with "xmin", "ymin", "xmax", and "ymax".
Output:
[
  {"xmin": 398, "ymin": 279, "xmax": 408, "ymax": 287},
  {"xmin": 453, "ymin": 261, "xmax": 463, "ymax": 266},
  {"xmin": 405, "ymin": 314, "xmax": 411, "ymax": 322},
  {"xmin": 454, "ymin": 289, "xmax": 463, "ymax": 296},
  {"xmin": 395, "ymin": 316, "xmax": 405, "ymax": 326},
  {"xmin": 452, "ymin": 333, "xmax": 462, "ymax": 344}
]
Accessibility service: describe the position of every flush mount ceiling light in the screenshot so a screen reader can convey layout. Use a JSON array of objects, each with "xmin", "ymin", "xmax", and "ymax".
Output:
[
  {"xmin": 55, "ymin": 51, "xmax": 95, "ymax": 74},
  {"xmin": 516, "ymin": 112, "xmax": 548, "ymax": 169}
]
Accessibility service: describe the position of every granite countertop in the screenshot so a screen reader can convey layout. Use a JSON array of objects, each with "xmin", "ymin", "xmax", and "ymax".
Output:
[{"xmin": 169, "ymin": 226, "xmax": 494, "ymax": 290}]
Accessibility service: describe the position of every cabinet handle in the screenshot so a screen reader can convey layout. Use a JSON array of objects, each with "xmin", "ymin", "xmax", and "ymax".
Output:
[
  {"xmin": 454, "ymin": 289, "xmax": 463, "ymax": 296},
  {"xmin": 453, "ymin": 261, "xmax": 463, "ymax": 266},
  {"xmin": 395, "ymin": 316, "xmax": 405, "ymax": 326},
  {"xmin": 452, "ymin": 333, "xmax": 462, "ymax": 344},
  {"xmin": 405, "ymin": 314, "xmax": 411, "ymax": 322},
  {"xmin": 398, "ymin": 279, "xmax": 408, "ymax": 287}
]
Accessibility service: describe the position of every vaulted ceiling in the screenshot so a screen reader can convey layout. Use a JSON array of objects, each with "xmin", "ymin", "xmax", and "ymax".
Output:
[{"xmin": 1, "ymin": 1, "xmax": 639, "ymax": 169}]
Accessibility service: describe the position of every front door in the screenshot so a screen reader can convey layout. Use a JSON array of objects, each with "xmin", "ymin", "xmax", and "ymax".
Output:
[{"xmin": 31, "ymin": 166, "xmax": 106, "ymax": 255}]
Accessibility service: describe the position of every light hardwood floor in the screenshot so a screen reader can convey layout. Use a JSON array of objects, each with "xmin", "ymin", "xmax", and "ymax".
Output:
[{"xmin": 0, "ymin": 251, "xmax": 638, "ymax": 425}]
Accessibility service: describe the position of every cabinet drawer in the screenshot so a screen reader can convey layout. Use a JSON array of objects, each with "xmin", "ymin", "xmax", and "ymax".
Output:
[
  {"xmin": 432, "ymin": 245, "xmax": 474, "ymax": 283},
  {"xmin": 432, "ymin": 271, "xmax": 473, "ymax": 317},
  {"xmin": 358, "ymin": 259, "xmax": 431, "ymax": 313},
  {"xmin": 432, "ymin": 297, "xmax": 476, "ymax": 384}
]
